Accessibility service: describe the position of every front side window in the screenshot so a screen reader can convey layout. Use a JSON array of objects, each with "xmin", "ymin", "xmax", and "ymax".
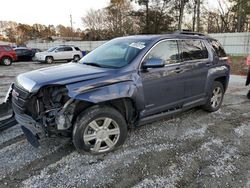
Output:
[
  {"xmin": 47, "ymin": 47, "xmax": 57, "ymax": 52},
  {"xmin": 145, "ymin": 40, "xmax": 180, "ymax": 65},
  {"xmin": 56, "ymin": 47, "xmax": 64, "ymax": 52},
  {"xmin": 179, "ymin": 40, "xmax": 208, "ymax": 61}
]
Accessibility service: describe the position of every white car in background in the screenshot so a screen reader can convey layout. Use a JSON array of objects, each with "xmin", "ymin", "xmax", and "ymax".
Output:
[{"xmin": 35, "ymin": 45, "xmax": 83, "ymax": 64}]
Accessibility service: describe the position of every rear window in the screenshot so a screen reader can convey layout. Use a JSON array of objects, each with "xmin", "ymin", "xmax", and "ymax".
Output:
[
  {"xmin": 179, "ymin": 40, "xmax": 208, "ymax": 61},
  {"xmin": 210, "ymin": 40, "xmax": 227, "ymax": 57},
  {"xmin": 74, "ymin": 47, "xmax": 81, "ymax": 51}
]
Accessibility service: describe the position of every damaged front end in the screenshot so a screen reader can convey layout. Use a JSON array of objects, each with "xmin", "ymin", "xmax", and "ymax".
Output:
[{"xmin": 12, "ymin": 84, "xmax": 75, "ymax": 147}]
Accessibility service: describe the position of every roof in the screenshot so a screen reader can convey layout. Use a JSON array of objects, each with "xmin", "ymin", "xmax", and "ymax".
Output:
[{"xmin": 117, "ymin": 31, "xmax": 214, "ymax": 42}]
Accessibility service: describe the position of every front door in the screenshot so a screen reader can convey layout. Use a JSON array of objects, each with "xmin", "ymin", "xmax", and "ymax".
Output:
[
  {"xmin": 53, "ymin": 47, "xmax": 65, "ymax": 60},
  {"xmin": 140, "ymin": 40, "xmax": 186, "ymax": 117}
]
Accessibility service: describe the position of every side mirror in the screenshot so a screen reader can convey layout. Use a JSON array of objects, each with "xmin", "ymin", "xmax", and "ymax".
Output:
[{"xmin": 142, "ymin": 58, "xmax": 165, "ymax": 69}]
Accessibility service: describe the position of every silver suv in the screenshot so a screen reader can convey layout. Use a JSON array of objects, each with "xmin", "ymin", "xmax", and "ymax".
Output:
[{"xmin": 35, "ymin": 45, "xmax": 83, "ymax": 64}]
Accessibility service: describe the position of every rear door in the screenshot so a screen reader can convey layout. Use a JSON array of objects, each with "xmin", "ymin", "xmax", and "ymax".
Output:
[
  {"xmin": 178, "ymin": 39, "xmax": 210, "ymax": 101},
  {"xmin": 63, "ymin": 46, "xmax": 74, "ymax": 60}
]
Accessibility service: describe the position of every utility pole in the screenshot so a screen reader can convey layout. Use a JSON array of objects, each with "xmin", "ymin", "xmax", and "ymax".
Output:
[{"xmin": 70, "ymin": 14, "xmax": 73, "ymax": 39}]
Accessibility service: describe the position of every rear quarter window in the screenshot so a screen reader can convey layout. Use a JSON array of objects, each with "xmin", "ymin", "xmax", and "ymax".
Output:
[
  {"xmin": 74, "ymin": 47, "xmax": 81, "ymax": 51},
  {"xmin": 210, "ymin": 40, "xmax": 227, "ymax": 57},
  {"xmin": 179, "ymin": 40, "xmax": 208, "ymax": 61}
]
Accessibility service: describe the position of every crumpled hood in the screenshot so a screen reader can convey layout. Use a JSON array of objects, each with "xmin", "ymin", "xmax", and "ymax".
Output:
[{"xmin": 16, "ymin": 63, "xmax": 112, "ymax": 92}]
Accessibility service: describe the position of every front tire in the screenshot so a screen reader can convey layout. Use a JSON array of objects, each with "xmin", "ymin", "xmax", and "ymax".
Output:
[
  {"xmin": 1, "ymin": 57, "xmax": 12, "ymax": 66},
  {"xmin": 73, "ymin": 105, "xmax": 128, "ymax": 154},
  {"xmin": 202, "ymin": 81, "xmax": 224, "ymax": 112},
  {"xmin": 45, "ymin": 56, "xmax": 54, "ymax": 64}
]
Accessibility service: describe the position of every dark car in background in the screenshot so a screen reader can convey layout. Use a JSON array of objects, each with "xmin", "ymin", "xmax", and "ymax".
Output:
[
  {"xmin": 14, "ymin": 47, "xmax": 35, "ymax": 61},
  {"xmin": 2, "ymin": 31, "xmax": 230, "ymax": 154},
  {"xmin": 0, "ymin": 45, "xmax": 17, "ymax": 66}
]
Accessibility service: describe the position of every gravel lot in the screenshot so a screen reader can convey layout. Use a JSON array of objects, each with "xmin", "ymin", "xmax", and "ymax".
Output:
[{"xmin": 0, "ymin": 62, "xmax": 250, "ymax": 188}]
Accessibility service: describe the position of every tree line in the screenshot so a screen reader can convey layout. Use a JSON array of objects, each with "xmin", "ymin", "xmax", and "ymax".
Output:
[
  {"xmin": 0, "ymin": 21, "xmax": 84, "ymax": 44},
  {"xmin": 1, "ymin": 0, "xmax": 249, "ymax": 43},
  {"xmin": 83, "ymin": 0, "xmax": 250, "ymax": 40}
]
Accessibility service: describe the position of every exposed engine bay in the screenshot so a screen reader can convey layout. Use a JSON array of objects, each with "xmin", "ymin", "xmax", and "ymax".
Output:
[
  {"xmin": 12, "ymin": 85, "xmax": 75, "ymax": 145},
  {"xmin": 34, "ymin": 86, "xmax": 75, "ymax": 134}
]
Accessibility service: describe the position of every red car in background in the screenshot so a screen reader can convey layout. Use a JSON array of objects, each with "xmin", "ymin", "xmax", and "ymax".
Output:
[{"xmin": 0, "ymin": 45, "xmax": 17, "ymax": 66}]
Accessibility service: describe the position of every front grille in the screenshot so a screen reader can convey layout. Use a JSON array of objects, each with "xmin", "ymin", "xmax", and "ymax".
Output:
[{"xmin": 12, "ymin": 85, "xmax": 36, "ymax": 117}]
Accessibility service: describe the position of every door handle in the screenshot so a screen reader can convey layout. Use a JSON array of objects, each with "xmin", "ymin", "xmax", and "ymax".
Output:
[{"xmin": 174, "ymin": 67, "xmax": 182, "ymax": 73}]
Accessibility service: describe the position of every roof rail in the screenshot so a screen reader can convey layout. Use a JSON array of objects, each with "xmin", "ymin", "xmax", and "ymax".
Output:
[{"xmin": 174, "ymin": 30, "xmax": 206, "ymax": 36}]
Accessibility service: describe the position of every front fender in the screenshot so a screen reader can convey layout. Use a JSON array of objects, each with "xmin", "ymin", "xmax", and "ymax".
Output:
[{"xmin": 66, "ymin": 79, "xmax": 145, "ymax": 111}]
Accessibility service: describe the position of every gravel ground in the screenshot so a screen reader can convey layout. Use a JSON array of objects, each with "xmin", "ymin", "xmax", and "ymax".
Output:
[{"xmin": 0, "ymin": 62, "xmax": 250, "ymax": 187}]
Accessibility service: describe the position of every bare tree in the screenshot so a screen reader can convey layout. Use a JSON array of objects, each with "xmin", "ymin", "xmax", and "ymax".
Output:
[{"xmin": 81, "ymin": 9, "xmax": 107, "ymax": 40}]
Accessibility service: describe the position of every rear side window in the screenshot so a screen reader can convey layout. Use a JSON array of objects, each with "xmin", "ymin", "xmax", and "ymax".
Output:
[
  {"xmin": 74, "ymin": 47, "xmax": 81, "ymax": 51},
  {"xmin": 179, "ymin": 40, "xmax": 208, "ymax": 61},
  {"xmin": 146, "ymin": 40, "xmax": 180, "ymax": 65},
  {"xmin": 210, "ymin": 40, "xmax": 227, "ymax": 57},
  {"xmin": 64, "ymin": 47, "xmax": 73, "ymax": 51}
]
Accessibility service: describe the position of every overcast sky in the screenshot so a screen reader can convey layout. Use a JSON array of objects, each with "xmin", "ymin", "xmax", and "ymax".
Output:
[{"xmin": 0, "ymin": 0, "xmax": 219, "ymax": 29}]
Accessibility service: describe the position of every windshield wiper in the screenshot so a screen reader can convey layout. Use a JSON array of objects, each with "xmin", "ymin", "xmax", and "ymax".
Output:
[
  {"xmin": 84, "ymin": 62, "xmax": 102, "ymax": 67},
  {"xmin": 83, "ymin": 62, "xmax": 118, "ymax": 69}
]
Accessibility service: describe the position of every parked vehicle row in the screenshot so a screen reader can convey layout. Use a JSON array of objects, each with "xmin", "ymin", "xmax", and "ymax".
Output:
[
  {"xmin": 0, "ymin": 31, "xmax": 230, "ymax": 155},
  {"xmin": 0, "ymin": 45, "xmax": 83, "ymax": 66}
]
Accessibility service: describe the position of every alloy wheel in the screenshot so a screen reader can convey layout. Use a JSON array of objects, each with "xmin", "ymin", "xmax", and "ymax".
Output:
[
  {"xmin": 3, "ymin": 58, "xmax": 11, "ymax": 66},
  {"xmin": 83, "ymin": 117, "xmax": 120, "ymax": 153},
  {"xmin": 211, "ymin": 87, "xmax": 223, "ymax": 108}
]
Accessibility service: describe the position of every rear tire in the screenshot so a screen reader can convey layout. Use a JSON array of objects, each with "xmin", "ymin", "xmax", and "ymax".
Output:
[
  {"xmin": 202, "ymin": 81, "xmax": 224, "ymax": 112},
  {"xmin": 73, "ymin": 105, "xmax": 128, "ymax": 154},
  {"xmin": 1, "ymin": 57, "xmax": 12, "ymax": 66},
  {"xmin": 45, "ymin": 56, "xmax": 53, "ymax": 64},
  {"xmin": 73, "ymin": 55, "xmax": 80, "ymax": 62}
]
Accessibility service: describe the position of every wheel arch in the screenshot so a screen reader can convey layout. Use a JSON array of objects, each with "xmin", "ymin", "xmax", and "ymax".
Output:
[
  {"xmin": 214, "ymin": 76, "xmax": 228, "ymax": 91},
  {"xmin": 1, "ymin": 55, "xmax": 13, "ymax": 61},
  {"xmin": 71, "ymin": 97, "xmax": 137, "ymax": 129},
  {"xmin": 206, "ymin": 65, "xmax": 230, "ymax": 94}
]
